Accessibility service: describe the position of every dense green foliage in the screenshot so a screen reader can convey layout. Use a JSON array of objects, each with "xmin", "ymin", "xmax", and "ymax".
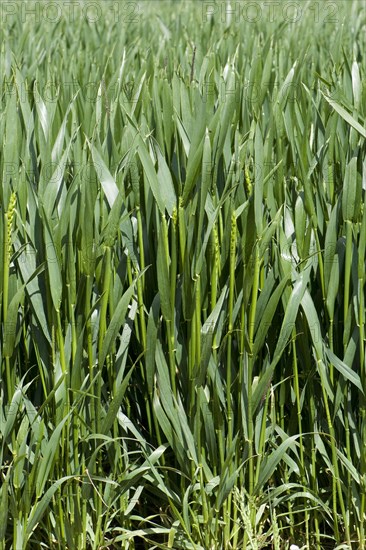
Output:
[{"xmin": 0, "ymin": 1, "xmax": 365, "ymax": 548}]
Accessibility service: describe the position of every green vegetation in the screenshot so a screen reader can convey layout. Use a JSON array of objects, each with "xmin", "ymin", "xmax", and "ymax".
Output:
[{"xmin": 0, "ymin": 1, "xmax": 365, "ymax": 548}]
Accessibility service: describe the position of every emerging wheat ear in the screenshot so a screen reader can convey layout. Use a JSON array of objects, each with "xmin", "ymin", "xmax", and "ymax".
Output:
[{"xmin": 5, "ymin": 192, "xmax": 16, "ymax": 258}]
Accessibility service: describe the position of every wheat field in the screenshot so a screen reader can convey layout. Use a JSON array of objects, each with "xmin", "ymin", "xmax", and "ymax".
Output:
[{"xmin": 0, "ymin": 1, "xmax": 365, "ymax": 548}]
